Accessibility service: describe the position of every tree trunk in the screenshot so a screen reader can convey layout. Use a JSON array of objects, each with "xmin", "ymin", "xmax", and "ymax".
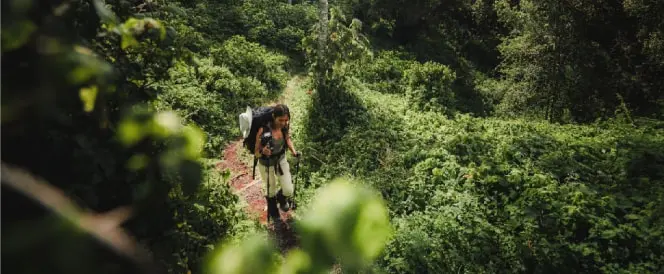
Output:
[{"xmin": 317, "ymin": 0, "xmax": 329, "ymax": 85}]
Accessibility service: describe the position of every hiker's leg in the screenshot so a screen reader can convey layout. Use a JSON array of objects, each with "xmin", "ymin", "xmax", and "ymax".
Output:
[
  {"xmin": 275, "ymin": 157, "xmax": 293, "ymax": 212},
  {"xmin": 259, "ymin": 163, "xmax": 279, "ymax": 220},
  {"xmin": 258, "ymin": 162, "xmax": 278, "ymax": 198},
  {"xmin": 276, "ymin": 157, "xmax": 293, "ymax": 197}
]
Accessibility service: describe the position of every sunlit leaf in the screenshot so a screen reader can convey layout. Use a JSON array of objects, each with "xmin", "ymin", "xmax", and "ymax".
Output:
[
  {"xmin": 69, "ymin": 66, "xmax": 96, "ymax": 84},
  {"xmin": 152, "ymin": 111, "xmax": 182, "ymax": 138},
  {"xmin": 182, "ymin": 125, "xmax": 206, "ymax": 160},
  {"xmin": 79, "ymin": 85, "xmax": 98, "ymax": 112},
  {"xmin": 118, "ymin": 119, "xmax": 145, "ymax": 146},
  {"xmin": 53, "ymin": 2, "xmax": 70, "ymax": 16},
  {"xmin": 280, "ymin": 249, "xmax": 312, "ymax": 274},
  {"xmin": 68, "ymin": 47, "xmax": 112, "ymax": 84},
  {"xmin": 206, "ymin": 234, "xmax": 279, "ymax": 274},
  {"xmin": 121, "ymin": 33, "xmax": 138, "ymax": 49},
  {"xmin": 353, "ymin": 196, "xmax": 392, "ymax": 261},
  {"xmin": 297, "ymin": 178, "xmax": 392, "ymax": 270},
  {"xmin": 73, "ymin": 45, "xmax": 94, "ymax": 56}
]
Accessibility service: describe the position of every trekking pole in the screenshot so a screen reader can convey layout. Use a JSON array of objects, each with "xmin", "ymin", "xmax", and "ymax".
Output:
[
  {"xmin": 292, "ymin": 153, "xmax": 300, "ymax": 210},
  {"xmin": 266, "ymin": 158, "xmax": 271, "ymax": 223}
]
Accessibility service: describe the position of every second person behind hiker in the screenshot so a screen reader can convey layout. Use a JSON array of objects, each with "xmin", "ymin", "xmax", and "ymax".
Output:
[{"xmin": 254, "ymin": 104, "xmax": 299, "ymax": 218}]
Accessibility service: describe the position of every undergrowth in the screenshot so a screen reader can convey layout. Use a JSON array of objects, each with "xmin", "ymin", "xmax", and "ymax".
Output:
[{"xmin": 293, "ymin": 76, "xmax": 664, "ymax": 273}]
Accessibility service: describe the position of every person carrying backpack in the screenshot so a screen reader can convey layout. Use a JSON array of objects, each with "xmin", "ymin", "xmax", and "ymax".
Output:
[{"xmin": 251, "ymin": 104, "xmax": 300, "ymax": 220}]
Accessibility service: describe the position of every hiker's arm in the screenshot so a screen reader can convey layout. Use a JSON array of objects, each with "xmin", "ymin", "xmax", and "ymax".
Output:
[{"xmin": 286, "ymin": 131, "xmax": 297, "ymax": 155}]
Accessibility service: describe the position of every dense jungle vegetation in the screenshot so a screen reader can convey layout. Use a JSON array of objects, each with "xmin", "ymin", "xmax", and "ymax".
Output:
[{"xmin": 2, "ymin": 0, "xmax": 663, "ymax": 273}]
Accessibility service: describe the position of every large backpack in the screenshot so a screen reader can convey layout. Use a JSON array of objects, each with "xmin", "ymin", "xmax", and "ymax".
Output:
[{"xmin": 238, "ymin": 105, "xmax": 290, "ymax": 178}]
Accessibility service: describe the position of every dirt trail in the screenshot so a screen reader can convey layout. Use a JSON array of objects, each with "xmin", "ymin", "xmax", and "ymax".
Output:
[{"xmin": 215, "ymin": 76, "xmax": 304, "ymax": 254}]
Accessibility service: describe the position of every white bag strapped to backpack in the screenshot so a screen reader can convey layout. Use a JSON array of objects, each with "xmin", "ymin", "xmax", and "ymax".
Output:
[{"xmin": 238, "ymin": 106, "xmax": 253, "ymax": 139}]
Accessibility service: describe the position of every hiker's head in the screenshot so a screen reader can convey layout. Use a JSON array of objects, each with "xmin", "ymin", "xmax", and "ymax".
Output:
[{"xmin": 272, "ymin": 104, "xmax": 290, "ymax": 129}]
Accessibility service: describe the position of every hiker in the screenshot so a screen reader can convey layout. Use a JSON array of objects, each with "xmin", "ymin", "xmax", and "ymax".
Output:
[{"xmin": 254, "ymin": 104, "xmax": 299, "ymax": 218}]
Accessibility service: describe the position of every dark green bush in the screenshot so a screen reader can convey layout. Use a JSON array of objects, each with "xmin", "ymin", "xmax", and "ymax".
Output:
[{"xmin": 150, "ymin": 160, "xmax": 254, "ymax": 274}]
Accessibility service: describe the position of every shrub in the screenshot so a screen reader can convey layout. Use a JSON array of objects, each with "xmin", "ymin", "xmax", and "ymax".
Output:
[
  {"xmin": 355, "ymin": 50, "xmax": 417, "ymax": 94},
  {"xmin": 379, "ymin": 190, "xmax": 523, "ymax": 273},
  {"xmin": 238, "ymin": 0, "xmax": 317, "ymax": 54},
  {"xmin": 212, "ymin": 35, "xmax": 288, "ymax": 94},
  {"xmin": 155, "ymin": 57, "xmax": 271, "ymax": 156},
  {"xmin": 403, "ymin": 61, "xmax": 457, "ymax": 113}
]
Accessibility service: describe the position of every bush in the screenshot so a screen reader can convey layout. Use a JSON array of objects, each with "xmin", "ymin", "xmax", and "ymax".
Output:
[
  {"xmin": 379, "ymin": 190, "xmax": 523, "ymax": 273},
  {"xmin": 155, "ymin": 57, "xmax": 272, "ymax": 156},
  {"xmin": 238, "ymin": 0, "xmax": 317, "ymax": 54},
  {"xmin": 403, "ymin": 61, "xmax": 457, "ymax": 113},
  {"xmin": 212, "ymin": 36, "xmax": 288, "ymax": 94},
  {"xmin": 354, "ymin": 50, "xmax": 417, "ymax": 94}
]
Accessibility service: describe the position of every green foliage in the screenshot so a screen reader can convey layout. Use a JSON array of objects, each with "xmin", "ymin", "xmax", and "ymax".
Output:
[
  {"xmin": 353, "ymin": 51, "xmax": 467, "ymax": 115},
  {"xmin": 302, "ymin": 6, "xmax": 375, "ymax": 145},
  {"xmin": 303, "ymin": 6, "xmax": 372, "ymax": 88},
  {"xmin": 6, "ymin": 0, "xmax": 664, "ymax": 274},
  {"xmin": 403, "ymin": 61, "xmax": 457, "ymax": 113},
  {"xmin": 304, "ymin": 77, "xmax": 369, "ymax": 146},
  {"xmin": 494, "ymin": 0, "xmax": 664, "ymax": 122},
  {"xmin": 2, "ymin": 1, "xmax": 268, "ymax": 273},
  {"xmin": 155, "ymin": 39, "xmax": 287, "ymax": 156},
  {"xmin": 158, "ymin": 161, "xmax": 257, "ymax": 274},
  {"xmin": 354, "ymin": 50, "xmax": 417, "ymax": 94},
  {"xmin": 205, "ymin": 178, "xmax": 392, "ymax": 274},
  {"xmin": 294, "ymin": 77, "xmax": 664, "ymax": 273},
  {"xmin": 335, "ymin": 0, "xmax": 502, "ymax": 117},
  {"xmin": 238, "ymin": 0, "xmax": 317, "ymax": 54},
  {"xmin": 390, "ymin": 116, "xmax": 664, "ymax": 272},
  {"xmin": 212, "ymin": 35, "xmax": 289, "ymax": 94},
  {"xmin": 382, "ymin": 190, "xmax": 521, "ymax": 273}
]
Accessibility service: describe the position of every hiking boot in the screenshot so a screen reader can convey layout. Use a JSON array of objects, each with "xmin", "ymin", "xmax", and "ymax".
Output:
[
  {"xmin": 266, "ymin": 196, "xmax": 280, "ymax": 220},
  {"xmin": 276, "ymin": 190, "xmax": 290, "ymax": 212}
]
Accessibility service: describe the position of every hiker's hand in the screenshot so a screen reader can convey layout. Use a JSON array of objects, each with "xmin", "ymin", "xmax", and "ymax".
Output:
[
  {"xmin": 294, "ymin": 151, "xmax": 301, "ymax": 158},
  {"xmin": 262, "ymin": 147, "xmax": 272, "ymax": 156}
]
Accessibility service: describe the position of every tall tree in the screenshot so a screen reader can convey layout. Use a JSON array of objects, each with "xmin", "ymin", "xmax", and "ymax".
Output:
[{"xmin": 316, "ymin": 0, "xmax": 330, "ymax": 88}]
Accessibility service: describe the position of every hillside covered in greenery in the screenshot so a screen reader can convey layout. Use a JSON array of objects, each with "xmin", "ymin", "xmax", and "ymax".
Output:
[{"xmin": 2, "ymin": 0, "xmax": 663, "ymax": 273}]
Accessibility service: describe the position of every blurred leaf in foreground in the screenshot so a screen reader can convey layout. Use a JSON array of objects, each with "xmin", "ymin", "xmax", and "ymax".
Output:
[{"xmin": 205, "ymin": 178, "xmax": 392, "ymax": 274}]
